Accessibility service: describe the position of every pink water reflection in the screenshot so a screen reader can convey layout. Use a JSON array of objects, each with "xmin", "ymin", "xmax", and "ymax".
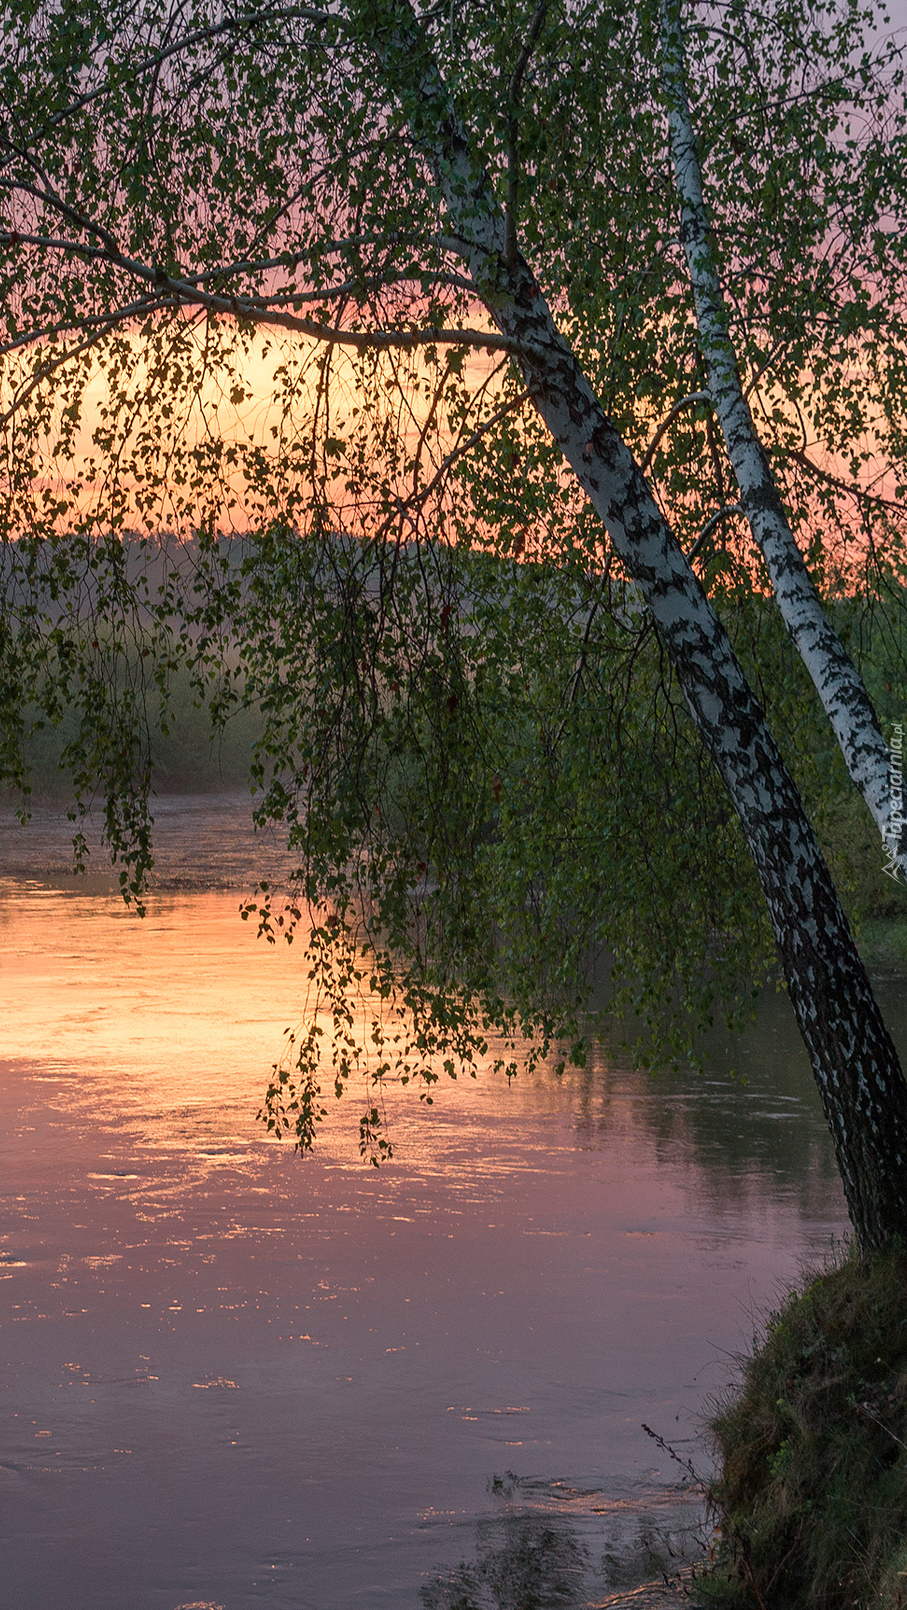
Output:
[{"xmin": 0, "ymin": 810, "xmax": 853, "ymax": 1610}]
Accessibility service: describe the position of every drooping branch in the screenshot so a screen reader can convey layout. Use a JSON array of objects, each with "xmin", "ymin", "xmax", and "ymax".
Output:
[
  {"xmin": 787, "ymin": 447, "xmax": 907, "ymax": 517},
  {"xmin": 370, "ymin": 384, "xmax": 532, "ymax": 542},
  {"xmin": 0, "ymin": 233, "xmax": 517, "ymax": 418},
  {"xmin": 0, "ymin": 313, "xmax": 177, "ymax": 427}
]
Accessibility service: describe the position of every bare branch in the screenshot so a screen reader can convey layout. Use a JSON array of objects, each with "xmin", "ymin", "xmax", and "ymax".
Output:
[
  {"xmin": 0, "ymin": 177, "xmax": 123, "ymax": 257},
  {"xmin": 787, "ymin": 448, "xmax": 907, "ymax": 516},
  {"xmin": 0, "ymin": 294, "xmax": 178, "ymax": 358},
  {"xmin": 0, "ymin": 229, "xmax": 120, "ymax": 262},
  {"xmin": 193, "ymin": 264, "xmax": 477, "ymax": 297},
  {"xmin": 640, "ymin": 391, "xmax": 710, "ymax": 473},
  {"xmin": 687, "ymin": 503, "xmax": 744, "ymax": 565}
]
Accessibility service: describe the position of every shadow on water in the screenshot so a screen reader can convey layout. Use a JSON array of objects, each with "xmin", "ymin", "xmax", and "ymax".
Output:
[
  {"xmin": 421, "ymin": 1514, "xmax": 589, "ymax": 1610},
  {"xmin": 563, "ymin": 986, "xmax": 859, "ymax": 1221},
  {"xmin": 420, "ymin": 1475, "xmax": 708, "ymax": 1610}
]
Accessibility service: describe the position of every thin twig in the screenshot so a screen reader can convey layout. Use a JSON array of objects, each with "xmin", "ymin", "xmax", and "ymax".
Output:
[
  {"xmin": 0, "ymin": 6, "xmax": 343, "ymax": 169},
  {"xmin": 788, "ymin": 447, "xmax": 907, "ymax": 515},
  {"xmin": 504, "ymin": 1, "xmax": 550, "ymax": 268},
  {"xmin": 378, "ymin": 386, "xmax": 531, "ymax": 542}
]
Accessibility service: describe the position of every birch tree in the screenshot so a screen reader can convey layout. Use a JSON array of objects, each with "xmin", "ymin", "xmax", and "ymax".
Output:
[
  {"xmin": 658, "ymin": 0, "xmax": 907, "ymax": 879},
  {"xmin": 361, "ymin": 0, "xmax": 907, "ymax": 1252},
  {"xmin": 3, "ymin": 0, "xmax": 907, "ymax": 1248}
]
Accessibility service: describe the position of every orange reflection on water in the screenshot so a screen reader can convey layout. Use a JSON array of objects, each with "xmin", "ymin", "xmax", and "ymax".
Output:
[{"xmin": 1, "ymin": 885, "xmax": 308, "ymax": 1126}]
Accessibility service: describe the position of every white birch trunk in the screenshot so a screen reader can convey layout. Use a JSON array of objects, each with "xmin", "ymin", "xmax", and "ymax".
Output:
[
  {"xmin": 357, "ymin": 0, "xmax": 907, "ymax": 1251},
  {"xmin": 658, "ymin": 0, "xmax": 907, "ymax": 882}
]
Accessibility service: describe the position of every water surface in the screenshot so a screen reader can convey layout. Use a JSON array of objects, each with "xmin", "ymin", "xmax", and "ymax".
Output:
[{"xmin": 0, "ymin": 797, "xmax": 870, "ymax": 1609}]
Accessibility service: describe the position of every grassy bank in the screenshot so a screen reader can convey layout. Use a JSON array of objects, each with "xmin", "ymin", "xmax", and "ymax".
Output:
[
  {"xmin": 817, "ymin": 785, "xmax": 907, "ymax": 967},
  {"xmin": 703, "ymin": 1248, "xmax": 907, "ymax": 1610}
]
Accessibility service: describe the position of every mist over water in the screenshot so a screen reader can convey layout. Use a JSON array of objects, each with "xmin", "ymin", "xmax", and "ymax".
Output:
[{"xmin": 0, "ymin": 796, "xmax": 871, "ymax": 1609}]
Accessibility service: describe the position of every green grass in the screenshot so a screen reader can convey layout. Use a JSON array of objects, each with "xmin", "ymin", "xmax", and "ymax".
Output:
[
  {"xmin": 703, "ymin": 1248, "xmax": 907, "ymax": 1610},
  {"xmin": 856, "ymin": 918, "xmax": 907, "ymax": 974},
  {"xmin": 809, "ymin": 784, "xmax": 907, "ymax": 973}
]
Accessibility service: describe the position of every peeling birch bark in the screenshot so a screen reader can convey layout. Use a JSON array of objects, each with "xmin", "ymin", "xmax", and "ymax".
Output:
[
  {"xmin": 658, "ymin": 0, "xmax": 907, "ymax": 883},
  {"xmin": 361, "ymin": 0, "xmax": 907, "ymax": 1251}
]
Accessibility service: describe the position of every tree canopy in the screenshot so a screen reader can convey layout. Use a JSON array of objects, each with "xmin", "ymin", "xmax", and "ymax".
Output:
[{"xmin": 4, "ymin": 0, "xmax": 907, "ymax": 1243}]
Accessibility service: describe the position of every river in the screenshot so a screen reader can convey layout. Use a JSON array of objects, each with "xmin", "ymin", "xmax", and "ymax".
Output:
[{"xmin": 0, "ymin": 794, "xmax": 882, "ymax": 1610}]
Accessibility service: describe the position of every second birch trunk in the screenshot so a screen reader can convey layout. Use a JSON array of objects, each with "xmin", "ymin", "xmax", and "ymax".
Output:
[{"xmin": 658, "ymin": 0, "xmax": 907, "ymax": 882}]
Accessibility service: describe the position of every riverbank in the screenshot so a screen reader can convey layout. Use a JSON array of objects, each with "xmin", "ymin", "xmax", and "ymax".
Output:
[{"xmin": 702, "ymin": 1247, "xmax": 907, "ymax": 1610}]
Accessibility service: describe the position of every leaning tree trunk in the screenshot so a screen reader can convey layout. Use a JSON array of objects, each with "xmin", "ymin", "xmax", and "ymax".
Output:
[
  {"xmin": 360, "ymin": 0, "xmax": 907, "ymax": 1252},
  {"xmin": 658, "ymin": 0, "xmax": 907, "ymax": 881}
]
